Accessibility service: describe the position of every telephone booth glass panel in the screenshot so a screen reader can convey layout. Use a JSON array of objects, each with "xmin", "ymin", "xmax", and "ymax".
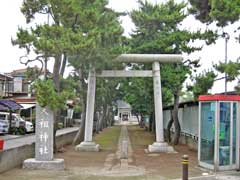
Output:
[{"xmin": 200, "ymin": 102, "xmax": 215, "ymax": 165}]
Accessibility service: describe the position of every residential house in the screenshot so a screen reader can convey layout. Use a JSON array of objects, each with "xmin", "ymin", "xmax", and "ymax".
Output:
[{"xmin": 0, "ymin": 73, "xmax": 13, "ymax": 98}]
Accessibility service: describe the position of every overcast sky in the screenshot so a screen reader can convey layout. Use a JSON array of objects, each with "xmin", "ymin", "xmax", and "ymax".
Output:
[{"xmin": 0, "ymin": 0, "xmax": 239, "ymax": 93}]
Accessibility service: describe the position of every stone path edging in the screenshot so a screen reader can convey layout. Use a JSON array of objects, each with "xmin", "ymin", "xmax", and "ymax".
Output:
[{"xmin": 101, "ymin": 125, "xmax": 145, "ymax": 176}]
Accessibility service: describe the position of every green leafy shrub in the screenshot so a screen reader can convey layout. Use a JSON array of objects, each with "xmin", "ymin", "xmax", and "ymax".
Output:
[{"xmin": 33, "ymin": 79, "xmax": 72, "ymax": 110}]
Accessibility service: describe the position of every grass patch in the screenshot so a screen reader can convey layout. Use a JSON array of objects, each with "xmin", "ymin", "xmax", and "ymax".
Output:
[
  {"xmin": 94, "ymin": 126, "xmax": 121, "ymax": 150},
  {"xmin": 127, "ymin": 125, "xmax": 155, "ymax": 148}
]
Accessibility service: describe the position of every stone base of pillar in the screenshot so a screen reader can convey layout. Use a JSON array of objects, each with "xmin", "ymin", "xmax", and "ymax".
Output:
[
  {"xmin": 148, "ymin": 142, "xmax": 174, "ymax": 153},
  {"xmin": 23, "ymin": 158, "xmax": 65, "ymax": 170},
  {"xmin": 75, "ymin": 141, "xmax": 100, "ymax": 152}
]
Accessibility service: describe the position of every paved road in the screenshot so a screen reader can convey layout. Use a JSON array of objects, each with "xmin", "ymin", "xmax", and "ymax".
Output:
[
  {"xmin": 3, "ymin": 127, "xmax": 78, "ymax": 150},
  {"xmin": 190, "ymin": 173, "xmax": 240, "ymax": 180},
  {"xmin": 174, "ymin": 171, "xmax": 240, "ymax": 180}
]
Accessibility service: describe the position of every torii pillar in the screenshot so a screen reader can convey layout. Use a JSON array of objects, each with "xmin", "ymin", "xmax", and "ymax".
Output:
[
  {"xmin": 148, "ymin": 61, "xmax": 174, "ymax": 152},
  {"xmin": 75, "ymin": 68, "xmax": 100, "ymax": 152},
  {"xmin": 75, "ymin": 54, "xmax": 182, "ymax": 152}
]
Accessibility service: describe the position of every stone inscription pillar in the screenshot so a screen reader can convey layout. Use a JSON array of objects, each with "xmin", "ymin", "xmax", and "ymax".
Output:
[
  {"xmin": 35, "ymin": 106, "xmax": 54, "ymax": 161},
  {"xmin": 23, "ymin": 105, "xmax": 65, "ymax": 170},
  {"xmin": 148, "ymin": 62, "xmax": 174, "ymax": 152},
  {"xmin": 75, "ymin": 69, "xmax": 99, "ymax": 152}
]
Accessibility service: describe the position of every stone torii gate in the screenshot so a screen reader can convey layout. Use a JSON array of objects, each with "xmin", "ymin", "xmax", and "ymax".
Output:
[{"xmin": 75, "ymin": 54, "xmax": 182, "ymax": 152}]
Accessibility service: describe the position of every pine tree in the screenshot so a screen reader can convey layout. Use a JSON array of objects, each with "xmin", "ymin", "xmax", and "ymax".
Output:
[
  {"xmin": 189, "ymin": 0, "xmax": 240, "ymax": 27},
  {"xmin": 13, "ymin": 0, "xmax": 123, "ymax": 148},
  {"xmin": 124, "ymin": 0, "xmax": 217, "ymax": 144}
]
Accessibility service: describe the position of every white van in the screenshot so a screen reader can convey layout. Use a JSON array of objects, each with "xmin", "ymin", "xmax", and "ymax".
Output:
[
  {"xmin": 0, "ymin": 112, "xmax": 34, "ymax": 133},
  {"xmin": 0, "ymin": 119, "xmax": 9, "ymax": 135}
]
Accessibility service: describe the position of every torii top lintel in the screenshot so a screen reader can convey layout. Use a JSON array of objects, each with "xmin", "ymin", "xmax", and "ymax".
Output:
[{"xmin": 114, "ymin": 54, "xmax": 183, "ymax": 63}]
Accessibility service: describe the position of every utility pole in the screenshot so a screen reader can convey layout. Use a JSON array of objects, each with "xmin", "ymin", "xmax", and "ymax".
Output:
[
  {"xmin": 44, "ymin": 11, "xmax": 50, "ymax": 80},
  {"xmin": 223, "ymin": 32, "xmax": 230, "ymax": 95}
]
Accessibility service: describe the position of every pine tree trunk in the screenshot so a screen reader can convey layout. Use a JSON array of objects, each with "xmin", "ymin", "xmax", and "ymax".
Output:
[
  {"xmin": 94, "ymin": 112, "xmax": 99, "ymax": 134},
  {"xmin": 172, "ymin": 93, "xmax": 181, "ymax": 145},
  {"xmin": 136, "ymin": 113, "xmax": 140, "ymax": 125},
  {"xmin": 52, "ymin": 55, "xmax": 61, "ymax": 153},
  {"xmin": 102, "ymin": 104, "xmax": 108, "ymax": 129},
  {"xmin": 98, "ymin": 112, "xmax": 103, "ymax": 131},
  {"xmin": 139, "ymin": 113, "xmax": 144, "ymax": 128},
  {"xmin": 60, "ymin": 53, "xmax": 67, "ymax": 77},
  {"xmin": 151, "ymin": 113, "xmax": 155, "ymax": 133},
  {"xmin": 149, "ymin": 112, "xmax": 154, "ymax": 132},
  {"xmin": 72, "ymin": 68, "xmax": 86, "ymax": 145},
  {"xmin": 105, "ymin": 105, "xmax": 110, "ymax": 127},
  {"xmin": 98, "ymin": 106, "xmax": 104, "ymax": 131},
  {"xmin": 72, "ymin": 111, "xmax": 85, "ymax": 145},
  {"xmin": 108, "ymin": 110, "xmax": 114, "ymax": 126},
  {"xmin": 166, "ymin": 111, "xmax": 173, "ymax": 143}
]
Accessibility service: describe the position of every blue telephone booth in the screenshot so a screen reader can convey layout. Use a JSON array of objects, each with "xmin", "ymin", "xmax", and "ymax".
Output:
[{"xmin": 198, "ymin": 95, "xmax": 240, "ymax": 171}]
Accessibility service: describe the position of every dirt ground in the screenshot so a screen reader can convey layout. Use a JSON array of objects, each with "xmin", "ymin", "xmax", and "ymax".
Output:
[
  {"xmin": 127, "ymin": 125, "xmax": 210, "ymax": 179},
  {"xmin": 0, "ymin": 125, "xmax": 211, "ymax": 180}
]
